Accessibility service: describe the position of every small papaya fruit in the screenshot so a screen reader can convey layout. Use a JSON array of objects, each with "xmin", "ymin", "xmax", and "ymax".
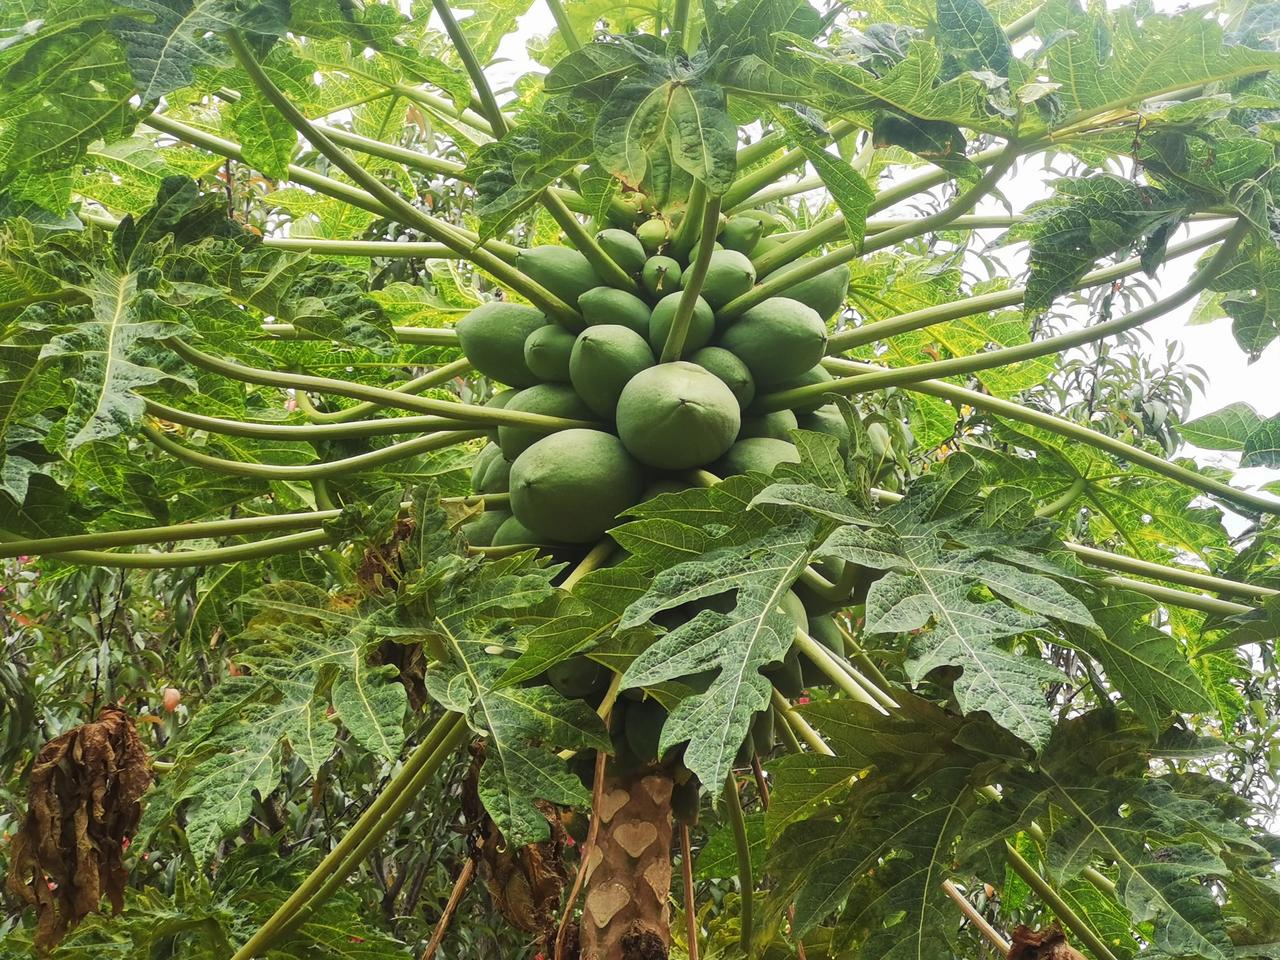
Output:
[
  {"xmin": 483, "ymin": 388, "xmax": 518, "ymax": 442},
  {"xmin": 636, "ymin": 218, "xmax": 669, "ymax": 255},
  {"xmin": 616, "ymin": 362, "xmax": 741, "ymax": 469},
  {"xmin": 762, "ymin": 363, "xmax": 834, "ymax": 414},
  {"xmin": 737, "ymin": 408, "xmax": 798, "ymax": 442},
  {"xmin": 715, "ymin": 437, "xmax": 800, "ymax": 477},
  {"xmin": 491, "ymin": 514, "xmax": 551, "ymax": 547},
  {"xmin": 648, "ymin": 292, "xmax": 714, "ymax": 355},
  {"xmin": 497, "ymin": 384, "xmax": 596, "ymax": 460},
  {"xmin": 579, "ymin": 286, "xmax": 651, "ymax": 336},
  {"xmin": 547, "ymin": 655, "xmax": 610, "ymax": 698},
  {"xmin": 720, "ymin": 215, "xmax": 764, "ymax": 254},
  {"xmin": 471, "ymin": 441, "xmax": 503, "ymax": 492},
  {"xmin": 642, "ymin": 255, "xmax": 682, "ymax": 298},
  {"xmin": 595, "ymin": 228, "xmax": 647, "ymax": 274},
  {"xmin": 796, "ymin": 403, "xmax": 850, "ymax": 453},
  {"xmin": 456, "ymin": 302, "xmax": 548, "ymax": 387},
  {"xmin": 689, "ymin": 249, "xmax": 755, "ymax": 309},
  {"xmin": 523, "ymin": 324, "xmax": 576, "ymax": 382},
  {"xmin": 515, "ymin": 245, "xmax": 600, "ymax": 309},
  {"xmin": 688, "ymin": 346, "xmax": 755, "ymax": 409},
  {"xmin": 718, "ymin": 297, "xmax": 827, "ymax": 387},
  {"xmin": 461, "ymin": 508, "xmax": 511, "ymax": 547},
  {"xmin": 766, "ymin": 259, "xmax": 851, "ymax": 321},
  {"xmin": 624, "ymin": 697, "xmax": 669, "ymax": 762},
  {"xmin": 569, "ymin": 324, "xmax": 655, "ymax": 419}
]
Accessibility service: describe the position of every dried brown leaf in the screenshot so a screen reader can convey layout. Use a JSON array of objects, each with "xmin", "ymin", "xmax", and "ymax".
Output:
[{"xmin": 1009, "ymin": 922, "xmax": 1087, "ymax": 960}]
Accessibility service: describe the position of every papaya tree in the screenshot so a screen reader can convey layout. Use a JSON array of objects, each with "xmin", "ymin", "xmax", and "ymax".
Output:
[{"xmin": 2, "ymin": 0, "xmax": 1280, "ymax": 956}]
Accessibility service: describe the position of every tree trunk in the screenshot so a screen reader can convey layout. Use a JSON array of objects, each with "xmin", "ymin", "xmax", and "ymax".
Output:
[{"xmin": 580, "ymin": 764, "xmax": 674, "ymax": 960}]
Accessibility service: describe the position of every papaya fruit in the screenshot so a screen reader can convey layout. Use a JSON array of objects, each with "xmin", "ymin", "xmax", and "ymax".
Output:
[
  {"xmin": 689, "ymin": 346, "xmax": 755, "ymax": 409},
  {"xmin": 624, "ymin": 697, "xmax": 669, "ymax": 761},
  {"xmin": 491, "ymin": 514, "xmax": 550, "ymax": 547},
  {"xmin": 479, "ymin": 454, "xmax": 511, "ymax": 494},
  {"xmin": 690, "ymin": 249, "xmax": 756, "ymax": 309},
  {"xmin": 763, "ymin": 590, "xmax": 808, "ymax": 697},
  {"xmin": 737, "ymin": 209, "xmax": 787, "ymax": 236},
  {"xmin": 483, "ymin": 388, "xmax": 518, "ymax": 442},
  {"xmin": 761, "ymin": 363, "xmax": 834, "ymax": 414},
  {"xmin": 780, "ymin": 589, "xmax": 808, "ymax": 631},
  {"xmin": 579, "ymin": 286, "xmax": 651, "ymax": 336},
  {"xmin": 471, "ymin": 441, "xmax": 503, "ymax": 492},
  {"xmin": 462, "ymin": 508, "xmax": 511, "ymax": 547},
  {"xmin": 642, "ymin": 255, "xmax": 682, "ymax": 298},
  {"xmin": 796, "ymin": 403, "xmax": 850, "ymax": 453},
  {"xmin": 642, "ymin": 478, "xmax": 688, "ymax": 501},
  {"xmin": 720, "ymin": 215, "xmax": 764, "ymax": 254},
  {"xmin": 547, "ymin": 655, "xmax": 610, "ymax": 698},
  {"xmin": 456, "ymin": 301, "xmax": 548, "ymax": 387},
  {"xmin": 515, "ymin": 245, "xmax": 600, "ymax": 310},
  {"xmin": 868, "ymin": 421, "xmax": 893, "ymax": 460},
  {"xmin": 718, "ymin": 297, "xmax": 827, "ymax": 387},
  {"xmin": 766, "ymin": 259, "xmax": 851, "ymax": 321},
  {"xmin": 750, "ymin": 234, "xmax": 788, "ymax": 261},
  {"xmin": 523, "ymin": 324, "xmax": 575, "ymax": 382},
  {"xmin": 596, "ymin": 228, "xmax": 647, "ymax": 274},
  {"xmin": 616, "ymin": 361, "xmax": 741, "ymax": 470},
  {"xmin": 737, "ymin": 408, "xmax": 798, "ymax": 442},
  {"xmin": 800, "ymin": 613, "xmax": 847, "ymax": 687},
  {"xmin": 509, "ymin": 429, "xmax": 645, "ymax": 542},
  {"xmin": 497, "ymin": 383, "xmax": 596, "ymax": 460},
  {"xmin": 569, "ymin": 324, "xmax": 655, "ymax": 419},
  {"xmin": 736, "ymin": 707, "xmax": 775, "ymax": 764},
  {"xmin": 637, "ymin": 218, "xmax": 669, "ymax": 255},
  {"xmin": 715, "ymin": 437, "xmax": 800, "ymax": 477},
  {"xmin": 648, "ymin": 292, "xmax": 714, "ymax": 355},
  {"xmin": 686, "ymin": 238, "xmax": 723, "ymax": 264}
]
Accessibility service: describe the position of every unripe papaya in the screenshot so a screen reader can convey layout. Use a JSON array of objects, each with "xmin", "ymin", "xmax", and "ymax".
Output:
[
  {"xmin": 767, "ymin": 259, "xmax": 851, "ymax": 321},
  {"xmin": 523, "ymin": 324, "xmax": 576, "ymax": 382},
  {"xmin": 491, "ymin": 514, "xmax": 550, "ymax": 547},
  {"xmin": 642, "ymin": 478, "xmax": 688, "ymax": 501},
  {"xmin": 689, "ymin": 346, "xmax": 755, "ymax": 409},
  {"xmin": 720, "ymin": 215, "xmax": 764, "ymax": 254},
  {"xmin": 750, "ymin": 234, "xmax": 788, "ymax": 260},
  {"xmin": 462, "ymin": 508, "xmax": 511, "ymax": 547},
  {"xmin": 686, "ymin": 238, "xmax": 723, "ymax": 264},
  {"xmin": 497, "ymin": 383, "xmax": 596, "ymax": 460},
  {"xmin": 515, "ymin": 245, "xmax": 600, "ymax": 309},
  {"xmin": 547, "ymin": 655, "xmax": 610, "ymax": 698},
  {"xmin": 737, "ymin": 409, "xmax": 798, "ymax": 442},
  {"xmin": 580, "ymin": 286, "xmax": 651, "ymax": 336},
  {"xmin": 471, "ymin": 441, "xmax": 503, "ymax": 492},
  {"xmin": 480, "ymin": 454, "xmax": 511, "ymax": 494},
  {"xmin": 569, "ymin": 325, "xmax": 655, "ymax": 419},
  {"xmin": 637, "ymin": 218, "xmax": 669, "ymax": 255},
  {"xmin": 763, "ymin": 363, "xmax": 834, "ymax": 414},
  {"xmin": 642, "ymin": 256, "xmax": 682, "ymax": 298},
  {"xmin": 624, "ymin": 697, "xmax": 669, "ymax": 761},
  {"xmin": 509, "ymin": 429, "xmax": 645, "ymax": 542},
  {"xmin": 715, "ymin": 437, "xmax": 801, "ymax": 477},
  {"xmin": 796, "ymin": 403, "xmax": 850, "ymax": 453},
  {"xmin": 764, "ymin": 590, "xmax": 808, "ymax": 697},
  {"xmin": 690, "ymin": 250, "xmax": 755, "ymax": 309},
  {"xmin": 456, "ymin": 302, "xmax": 548, "ymax": 387},
  {"xmin": 483, "ymin": 388, "xmax": 518, "ymax": 442},
  {"xmin": 616, "ymin": 362, "xmax": 741, "ymax": 470},
  {"xmin": 800, "ymin": 613, "xmax": 848, "ymax": 687},
  {"xmin": 718, "ymin": 297, "xmax": 827, "ymax": 387},
  {"xmin": 595, "ymin": 228, "xmax": 647, "ymax": 274},
  {"xmin": 868, "ymin": 421, "xmax": 893, "ymax": 460},
  {"xmin": 735, "ymin": 707, "xmax": 775, "ymax": 764},
  {"xmin": 648, "ymin": 292, "xmax": 714, "ymax": 355},
  {"xmin": 737, "ymin": 209, "xmax": 787, "ymax": 236}
]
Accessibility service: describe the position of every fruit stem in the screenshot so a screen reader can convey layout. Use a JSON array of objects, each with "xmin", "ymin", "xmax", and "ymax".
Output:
[
  {"xmin": 299, "ymin": 358, "xmax": 474, "ymax": 424},
  {"xmin": 1096, "ymin": 576, "xmax": 1254, "ymax": 617},
  {"xmin": 791, "ymin": 628, "xmax": 886, "ymax": 711},
  {"xmin": 680, "ymin": 823, "xmax": 700, "ymax": 960},
  {"xmin": 770, "ymin": 690, "xmax": 834, "ymax": 755},
  {"xmin": 1034, "ymin": 476, "xmax": 1088, "ymax": 517},
  {"xmin": 430, "ymin": 0, "xmax": 508, "ymax": 137},
  {"xmin": 670, "ymin": 180, "xmax": 708, "ymax": 261},
  {"xmin": 259, "ymin": 323, "xmax": 461, "ymax": 347},
  {"xmin": 660, "ymin": 195, "xmax": 724, "ymax": 362},
  {"xmin": 542, "ymin": 191, "xmax": 640, "ymax": 292},
  {"xmin": 720, "ymin": 119, "xmax": 858, "ymax": 210},
  {"xmin": 724, "ymin": 772, "xmax": 754, "ymax": 952},
  {"xmin": 562, "ymin": 538, "xmax": 616, "ymax": 591},
  {"xmin": 1062, "ymin": 544, "xmax": 1278, "ymax": 600},
  {"xmin": 0, "ymin": 528, "xmax": 335, "ymax": 569},
  {"xmin": 544, "ymin": 0, "xmax": 582, "ymax": 50}
]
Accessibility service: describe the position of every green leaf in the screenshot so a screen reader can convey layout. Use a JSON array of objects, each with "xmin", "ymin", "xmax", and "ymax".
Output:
[
  {"xmin": 936, "ymin": 0, "xmax": 1011, "ymax": 77},
  {"xmin": 773, "ymin": 106, "xmax": 874, "ymax": 246},
  {"xmin": 1181, "ymin": 402, "xmax": 1263, "ymax": 451}
]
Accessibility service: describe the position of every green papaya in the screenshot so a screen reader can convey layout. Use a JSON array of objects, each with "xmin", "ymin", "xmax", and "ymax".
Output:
[
  {"xmin": 642, "ymin": 255, "xmax": 682, "ymax": 298},
  {"xmin": 569, "ymin": 324, "xmax": 655, "ymax": 419},
  {"xmin": 479, "ymin": 453, "xmax": 511, "ymax": 494},
  {"xmin": 462, "ymin": 509, "xmax": 510, "ymax": 547},
  {"xmin": 759, "ymin": 363, "xmax": 834, "ymax": 415},
  {"xmin": 780, "ymin": 589, "xmax": 808, "ymax": 631},
  {"xmin": 750, "ymin": 234, "xmax": 788, "ymax": 260},
  {"xmin": 766, "ymin": 259, "xmax": 851, "ymax": 321},
  {"xmin": 718, "ymin": 297, "xmax": 827, "ymax": 387},
  {"xmin": 720, "ymin": 215, "xmax": 764, "ymax": 254},
  {"xmin": 764, "ymin": 590, "xmax": 808, "ymax": 697},
  {"xmin": 648, "ymin": 292, "xmax": 714, "ymax": 355},
  {"xmin": 737, "ymin": 408, "xmax": 798, "ymax": 442},
  {"xmin": 686, "ymin": 238, "xmax": 723, "ymax": 264},
  {"xmin": 616, "ymin": 362, "xmax": 741, "ymax": 469},
  {"xmin": 690, "ymin": 249, "xmax": 755, "ymax": 309},
  {"xmin": 509, "ymin": 429, "xmax": 645, "ymax": 542},
  {"xmin": 796, "ymin": 403, "xmax": 850, "ymax": 453},
  {"xmin": 579, "ymin": 286, "xmax": 651, "ymax": 336},
  {"xmin": 624, "ymin": 697, "xmax": 669, "ymax": 761},
  {"xmin": 736, "ymin": 707, "xmax": 776, "ymax": 764},
  {"xmin": 868, "ymin": 421, "xmax": 893, "ymax": 460},
  {"xmin": 737, "ymin": 209, "xmax": 788, "ymax": 236},
  {"xmin": 547, "ymin": 655, "xmax": 610, "ymax": 698},
  {"xmin": 523, "ymin": 324, "xmax": 576, "ymax": 382},
  {"xmin": 497, "ymin": 383, "xmax": 596, "ymax": 460},
  {"xmin": 642, "ymin": 478, "xmax": 688, "ymax": 501},
  {"xmin": 483, "ymin": 388, "xmax": 518, "ymax": 442},
  {"xmin": 596, "ymin": 228, "xmax": 647, "ymax": 274},
  {"xmin": 801, "ymin": 613, "xmax": 847, "ymax": 687},
  {"xmin": 491, "ymin": 514, "xmax": 550, "ymax": 547},
  {"xmin": 715, "ymin": 437, "xmax": 800, "ymax": 477},
  {"xmin": 689, "ymin": 346, "xmax": 755, "ymax": 409},
  {"xmin": 471, "ymin": 441, "xmax": 503, "ymax": 492},
  {"xmin": 515, "ymin": 245, "xmax": 600, "ymax": 310},
  {"xmin": 637, "ymin": 218, "xmax": 669, "ymax": 255},
  {"xmin": 456, "ymin": 302, "xmax": 548, "ymax": 387}
]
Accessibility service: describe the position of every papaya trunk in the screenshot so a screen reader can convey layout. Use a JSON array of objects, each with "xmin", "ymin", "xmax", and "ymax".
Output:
[{"xmin": 580, "ymin": 763, "xmax": 675, "ymax": 960}]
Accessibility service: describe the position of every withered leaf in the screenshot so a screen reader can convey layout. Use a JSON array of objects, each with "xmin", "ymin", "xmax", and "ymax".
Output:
[{"xmin": 1008, "ymin": 922, "xmax": 1088, "ymax": 960}]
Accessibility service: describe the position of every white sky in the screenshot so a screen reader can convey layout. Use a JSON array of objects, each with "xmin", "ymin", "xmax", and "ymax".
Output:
[{"xmin": 485, "ymin": 5, "xmax": 1280, "ymax": 507}]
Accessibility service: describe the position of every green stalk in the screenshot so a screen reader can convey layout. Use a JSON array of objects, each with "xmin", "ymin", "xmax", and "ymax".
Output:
[
  {"xmin": 724, "ymin": 772, "xmax": 754, "ymax": 952},
  {"xmin": 259, "ymin": 323, "xmax": 460, "ymax": 347},
  {"xmin": 661, "ymin": 195, "xmax": 723, "ymax": 361},
  {"xmin": 561, "ymin": 538, "xmax": 616, "ymax": 591},
  {"xmin": 827, "ymin": 224, "xmax": 1232, "ymax": 352},
  {"xmin": 722, "ymin": 148, "xmax": 1018, "ymax": 321},
  {"xmin": 168, "ymin": 339, "xmax": 598, "ymax": 432},
  {"xmin": 671, "ymin": 0, "xmax": 692, "ymax": 47},
  {"xmin": 1062, "ymin": 544, "xmax": 1279, "ymax": 600},
  {"xmin": 226, "ymin": 33, "xmax": 581, "ymax": 326},
  {"xmin": 670, "ymin": 181, "xmax": 708, "ymax": 261},
  {"xmin": 302, "ymin": 358, "xmax": 473, "ymax": 424},
  {"xmin": 544, "ymin": 0, "xmax": 582, "ymax": 50},
  {"xmin": 430, "ymin": 0, "xmax": 508, "ymax": 137},
  {"xmin": 1003, "ymin": 842, "xmax": 1120, "ymax": 960},
  {"xmin": 724, "ymin": 174, "xmax": 822, "ymax": 213},
  {"xmin": 542, "ymin": 191, "xmax": 639, "ymax": 291},
  {"xmin": 1004, "ymin": 4, "xmax": 1044, "ymax": 39},
  {"xmin": 1034, "ymin": 477, "xmax": 1087, "ymax": 517},
  {"xmin": 791, "ymin": 628, "xmax": 883, "ymax": 710},
  {"xmin": 720, "ymin": 120, "xmax": 858, "ymax": 211},
  {"xmin": 0, "ymin": 528, "xmax": 334, "ymax": 569},
  {"xmin": 770, "ymin": 690, "xmax": 834, "ymax": 755},
  {"xmin": 736, "ymin": 131, "xmax": 787, "ymax": 170},
  {"xmin": 145, "ymin": 401, "xmax": 472, "ymax": 440},
  {"xmin": 317, "ymin": 124, "xmax": 467, "ymax": 177},
  {"xmin": 263, "ymin": 237, "xmax": 455, "ymax": 258},
  {"xmin": 825, "ymin": 358, "xmax": 1280, "ymax": 516},
  {"xmin": 392, "ymin": 85, "xmax": 501, "ymax": 137},
  {"xmin": 142, "ymin": 423, "xmax": 482, "ymax": 480},
  {"xmin": 228, "ymin": 713, "xmax": 468, "ymax": 960},
  {"xmin": 1097, "ymin": 575, "xmax": 1255, "ymax": 617},
  {"xmin": 770, "ymin": 220, "xmax": 1247, "ymax": 404}
]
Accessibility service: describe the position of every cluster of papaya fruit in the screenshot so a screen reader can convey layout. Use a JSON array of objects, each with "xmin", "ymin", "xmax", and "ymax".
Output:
[{"xmin": 459, "ymin": 211, "xmax": 853, "ymax": 549}]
